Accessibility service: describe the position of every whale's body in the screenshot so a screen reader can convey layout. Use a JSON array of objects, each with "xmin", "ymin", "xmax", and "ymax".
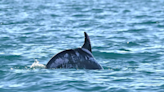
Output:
[{"xmin": 46, "ymin": 32, "xmax": 102, "ymax": 69}]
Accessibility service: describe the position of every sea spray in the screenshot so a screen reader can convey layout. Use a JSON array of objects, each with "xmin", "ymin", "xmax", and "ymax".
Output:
[{"xmin": 30, "ymin": 59, "xmax": 45, "ymax": 69}]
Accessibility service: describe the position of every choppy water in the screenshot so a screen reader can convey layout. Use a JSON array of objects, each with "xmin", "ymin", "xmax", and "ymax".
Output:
[{"xmin": 0, "ymin": 0, "xmax": 164, "ymax": 92}]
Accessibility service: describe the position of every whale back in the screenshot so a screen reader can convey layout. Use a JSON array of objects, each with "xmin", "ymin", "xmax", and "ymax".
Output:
[{"xmin": 46, "ymin": 48, "xmax": 102, "ymax": 69}]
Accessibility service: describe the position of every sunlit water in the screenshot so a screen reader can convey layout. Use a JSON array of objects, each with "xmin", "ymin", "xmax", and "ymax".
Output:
[{"xmin": 0, "ymin": 0, "xmax": 164, "ymax": 92}]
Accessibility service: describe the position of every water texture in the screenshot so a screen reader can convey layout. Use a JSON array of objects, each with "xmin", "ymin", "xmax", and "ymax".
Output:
[{"xmin": 0, "ymin": 0, "xmax": 164, "ymax": 92}]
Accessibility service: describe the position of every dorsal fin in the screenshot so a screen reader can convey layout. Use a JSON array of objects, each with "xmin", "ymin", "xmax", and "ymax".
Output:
[{"xmin": 82, "ymin": 32, "xmax": 92, "ymax": 52}]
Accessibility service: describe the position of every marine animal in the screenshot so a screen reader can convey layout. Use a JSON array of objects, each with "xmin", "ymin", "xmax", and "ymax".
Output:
[{"xmin": 46, "ymin": 32, "xmax": 102, "ymax": 69}]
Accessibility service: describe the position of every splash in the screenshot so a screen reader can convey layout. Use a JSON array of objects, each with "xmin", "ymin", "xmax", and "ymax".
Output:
[{"xmin": 30, "ymin": 59, "xmax": 45, "ymax": 69}]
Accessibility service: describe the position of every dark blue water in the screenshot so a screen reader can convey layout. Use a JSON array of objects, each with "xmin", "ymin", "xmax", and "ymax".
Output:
[{"xmin": 0, "ymin": 0, "xmax": 164, "ymax": 92}]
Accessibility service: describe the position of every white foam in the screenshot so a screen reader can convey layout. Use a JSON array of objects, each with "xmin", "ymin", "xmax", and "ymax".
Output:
[{"xmin": 30, "ymin": 59, "xmax": 45, "ymax": 69}]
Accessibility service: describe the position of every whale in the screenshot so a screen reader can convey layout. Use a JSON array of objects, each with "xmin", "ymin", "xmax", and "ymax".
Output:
[{"xmin": 46, "ymin": 32, "xmax": 102, "ymax": 69}]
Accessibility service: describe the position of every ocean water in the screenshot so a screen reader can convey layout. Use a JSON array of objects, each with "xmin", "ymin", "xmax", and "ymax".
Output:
[{"xmin": 0, "ymin": 0, "xmax": 164, "ymax": 92}]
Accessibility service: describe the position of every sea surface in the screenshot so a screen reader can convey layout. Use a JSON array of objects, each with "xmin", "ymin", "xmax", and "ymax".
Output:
[{"xmin": 0, "ymin": 0, "xmax": 164, "ymax": 92}]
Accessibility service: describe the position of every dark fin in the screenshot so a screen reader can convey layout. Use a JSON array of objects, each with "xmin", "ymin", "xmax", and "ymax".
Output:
[{"xmin": 82, "ymin": 32, "xmax": 92, "ymax": 52}]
